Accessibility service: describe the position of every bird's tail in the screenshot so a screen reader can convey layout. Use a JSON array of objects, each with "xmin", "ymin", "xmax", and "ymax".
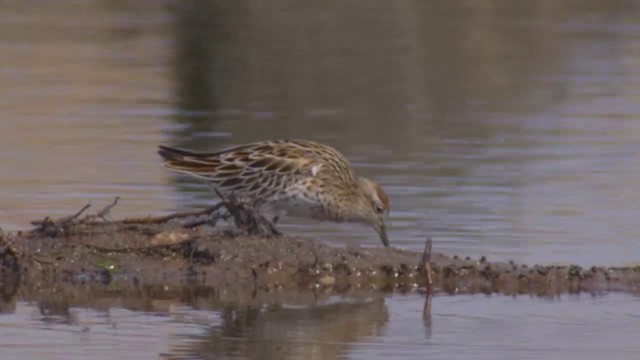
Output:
[{"xmin": 157, "ymin": 145, "xmax": 220, "ymax": 175}]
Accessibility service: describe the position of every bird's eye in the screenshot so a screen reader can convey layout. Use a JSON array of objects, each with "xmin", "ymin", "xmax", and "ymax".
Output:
[{"xmin": 375, "ymin": 205, "xmax": 385, "ymax": 214}]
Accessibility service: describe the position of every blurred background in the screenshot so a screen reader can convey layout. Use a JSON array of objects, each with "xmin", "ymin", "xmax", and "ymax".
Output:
[{"xmin": 1, "ymin": 0, "xmax": 639, "ymax": 266}]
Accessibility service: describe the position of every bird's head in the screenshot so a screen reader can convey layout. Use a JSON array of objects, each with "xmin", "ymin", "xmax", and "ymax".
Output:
[{"xmin": 353, "ymin": 177, "xmax": 391, "ymax": 247}]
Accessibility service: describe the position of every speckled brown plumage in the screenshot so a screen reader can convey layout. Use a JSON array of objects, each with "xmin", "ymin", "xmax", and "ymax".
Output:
[{"xmin": 158, "ymin": 140, "xmax": 390, "ymax": 246}]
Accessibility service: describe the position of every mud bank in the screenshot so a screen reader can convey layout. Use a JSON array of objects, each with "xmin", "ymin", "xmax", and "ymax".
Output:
[
  {"xmin": 1, "ymin": 226, "xmax": 638, "ymax": 303},
  {"xmin": 1, "ymin": 200, "xmax": 639, "ymax": 305}
]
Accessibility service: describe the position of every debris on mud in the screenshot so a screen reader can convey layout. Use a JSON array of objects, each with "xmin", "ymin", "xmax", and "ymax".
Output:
[
  {"xmin": 0, "ymin": 234, "xmax": 20, "ymax": 273},
  {"xmin": 1, "ymin": 197, "xmax": 639, "ymax": 305}
]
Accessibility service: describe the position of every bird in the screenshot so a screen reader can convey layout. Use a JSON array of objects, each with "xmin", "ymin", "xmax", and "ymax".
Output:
[{"xmin": 158, "ymin": 139, "xmax": 391, "ymax": 247}]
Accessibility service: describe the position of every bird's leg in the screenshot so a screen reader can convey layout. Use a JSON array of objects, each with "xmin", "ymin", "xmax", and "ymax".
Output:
[{"xmin": 270, "ymin": 208, "xmax": 288, "ymax": 225}]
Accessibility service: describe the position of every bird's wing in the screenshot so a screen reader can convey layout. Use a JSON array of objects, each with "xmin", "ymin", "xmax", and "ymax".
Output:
[
  {"xmin": 276, "ymin": 140, "xmax": 358, "ymax": 182},
  {"xmin": 158, "ymin": 141, "xmax": 319, "ymax": 198}
]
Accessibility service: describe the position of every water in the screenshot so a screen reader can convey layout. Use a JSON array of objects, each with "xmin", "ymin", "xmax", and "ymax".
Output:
[
  {"xmin": 2, "ymin": 1, "xmax": 640, "ymax": 266},
  {"xmin": 1, "ymin": 1, "xmax": 640, "ymax": 358},
  {"xmin": 0, "ymin": 293, "xmax": 638, "ymax": 360}
]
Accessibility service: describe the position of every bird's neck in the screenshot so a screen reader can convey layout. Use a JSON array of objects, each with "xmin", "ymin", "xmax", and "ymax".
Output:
[{"xmin": 325, "ymin": 181, "xmax": 369, "ymax": 223}]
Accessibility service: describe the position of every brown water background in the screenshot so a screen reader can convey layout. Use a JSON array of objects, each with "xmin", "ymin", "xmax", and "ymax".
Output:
[{"xmin": 1, "ymin": 1, "xmax": 639, "ymax": 359}]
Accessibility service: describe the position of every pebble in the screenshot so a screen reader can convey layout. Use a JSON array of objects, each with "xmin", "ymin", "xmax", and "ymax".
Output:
[{"xmin": 319, "ymin": 275, "xmax": 335, "ymax": 286}]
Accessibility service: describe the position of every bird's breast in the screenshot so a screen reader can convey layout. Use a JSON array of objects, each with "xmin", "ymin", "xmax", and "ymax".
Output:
[{"xmin": 261, "ymin": 189, "xmax": 328, "ymax": 221}]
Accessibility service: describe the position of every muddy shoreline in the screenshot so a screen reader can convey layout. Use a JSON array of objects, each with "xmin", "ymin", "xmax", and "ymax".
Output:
[
  {"xmin": 1, "ymin": 201, "xmax": 639, "ymax": 308},
  {"xmin": 2, "ymin": 226, "xmax": 638, "ymax": 301}
]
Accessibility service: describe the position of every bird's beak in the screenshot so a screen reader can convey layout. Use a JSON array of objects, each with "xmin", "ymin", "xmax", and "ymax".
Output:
[{"xmin": 375, "ymin": 222, "xmax": 389, "ymax": 247}]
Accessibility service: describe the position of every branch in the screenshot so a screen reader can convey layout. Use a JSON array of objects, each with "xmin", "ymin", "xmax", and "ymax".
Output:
[
  {"xmin": 120, "ymin": 202, "xmax": 225, "ymax": 224},
  {"xmin": 30, "ymin": 203, "xmax": 91, "ymax": 226},
  {"xmin": 422, "ymin": 237, "xmax": 433, "ymax": 319},
  {"xmin": 84, "ymin": 196, "xmax": 119, "ymax": 222},
  {"xmin": 422, "ymin": 237, "xmax": 433, "ymax": 288}
]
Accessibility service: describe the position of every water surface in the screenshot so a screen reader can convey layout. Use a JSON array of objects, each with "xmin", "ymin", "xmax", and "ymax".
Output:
[
  {"xmin": 2, "ymin": 1, "xmax": 639, "ymax": 266},
  {"xmin": 0, "ymin": 293, "xmax": 638, "ymax": 360},
  {"xmin": 2, "ymin": 1, "xmax": 640, "ymax": 266}
]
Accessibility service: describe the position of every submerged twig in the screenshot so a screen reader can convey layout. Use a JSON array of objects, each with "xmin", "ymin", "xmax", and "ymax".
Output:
[
  {"xmin": 422, "ymin": 238, "xmax": 433, "ymax": 319},
  {"xmin": 423, "ymin": 238, "xmax": 433, "ymax": 288}
]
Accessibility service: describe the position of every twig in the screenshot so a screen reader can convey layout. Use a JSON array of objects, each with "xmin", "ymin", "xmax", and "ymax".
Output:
[
  {"xmin": 182, "ymin": 216, "xmax": 223, "ymax": 229},
  {"xmin": 62, "ymin": 203, "xmax": 92, "ymax": 223},
  {"xmin": 27, "ymin": 192, "xmax": 280, "ymax": 238},
  {"xmin": 91, "ymin": 196, "xmax": 119, "ymax": 222},
  {"xmin": 32, "ymin": 256, "xmax": 55, "ymax": 265},
  {"xmin": 423, "ymin": 238, "xmax": 433, "ymax": 288},
  {"xmin": 121, "ymin": 202, "xmax": 224, "ymax": 224},
  {"xmin": 422, "ymin": 237, "xmax": 433, "ymax": 319},
  {"xmin": 70, "ymin": 237, "xmax": 197, "ymax": 253},
  {"xmin": 219, "ymin": 192, "xmax": 280, "ymax": 237},
  {"xmin": 213, "ymin": 188, "xmax": 225, "ymax": 199},
  {"xmin": 30, "ymin": 197, "xmax": 118, "ymax": 227},
  {"xmin": 30, "ymin": 203, "xmax": 91, "ymax": 226}
]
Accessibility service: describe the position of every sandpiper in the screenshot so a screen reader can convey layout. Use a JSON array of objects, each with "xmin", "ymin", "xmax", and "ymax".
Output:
[{"xmin": 158, "ymin": 140, "xmax": 390, "ymax": 246}]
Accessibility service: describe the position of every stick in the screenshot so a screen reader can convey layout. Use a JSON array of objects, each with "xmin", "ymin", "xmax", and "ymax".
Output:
[
  {"xmin": 93, "ymin": 196, "xmax": 119, "ymax": 221},
  {"xmin": 423, "ymin": 238, "xmax": 433, "ymax": 288},
  {"xmin": 30, "ymin": 203, "xmax": 91, "ymax": 226},
  {"xmin": 32, "ymin": 256, "xmax": 55, "ymax": 265},
  {"xmin": 121, "ymin": 202, "xmax": 224, "ymax": 224},
  {"xmin": 77, "ymin": 197, "xmax": 121, "ymax": 223},
  {"xmin": 182, "ymin": 217, "xmax": 221, "ymax": 228},
  {"xmin": 62, "ymin": 202, "xmax": 92, "ymax": 223},
  {"xmin": 70, "ymin": 237, "xmax": 196, "ymax": 253},
  {"xmin": 217, "ymin": 191, "xmax": 280, "ymax": 237},
  {"xmin": 422, "ymin": 237, "xmax": 433, "ymax": 319}
]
